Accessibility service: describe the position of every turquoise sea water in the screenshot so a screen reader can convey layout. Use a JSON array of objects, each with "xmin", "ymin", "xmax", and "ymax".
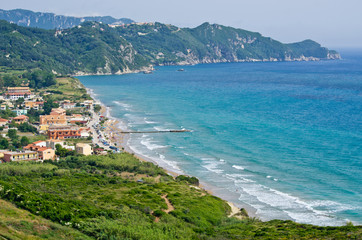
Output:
[{"xmin": 78, "ymin": 50, "xmax": 362, "ymax": 226}]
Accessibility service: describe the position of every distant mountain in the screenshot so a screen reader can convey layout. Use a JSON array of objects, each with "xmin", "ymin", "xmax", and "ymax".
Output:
[
  {"xmin": 0, "ymin": 9, "xmax": 134, "ymax": 29},
  {"xmin": 116, "ymin": 22, "xmax": 340, "ymax": 66},
  {"xmin": 0, "ymin": 20, "xmax": 340, "ymax": 75}
]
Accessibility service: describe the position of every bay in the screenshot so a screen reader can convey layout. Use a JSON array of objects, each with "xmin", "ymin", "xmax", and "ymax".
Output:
[{"xmin": 78, "ymin": 49, "xmax": 362, "ymax": 226}]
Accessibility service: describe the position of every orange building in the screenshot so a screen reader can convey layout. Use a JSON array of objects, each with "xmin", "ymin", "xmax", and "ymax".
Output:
[
  {"xmin": 50, "ymin": 108, "xmax": 66, "ymax": 115},
  {"xmin": 13, "ymin": 115, "xmax": 29, "ymax": 123},
  {"xmin": 23, "ymin": 144, "xmax": 55, "ymax": 160},
  {"xmin": 40, "ymin": 108, "xmax": 67, "ymax": 125},
  {"xmin": 47, "ymin": 125, "xmax": 81, "ymax": 140}
]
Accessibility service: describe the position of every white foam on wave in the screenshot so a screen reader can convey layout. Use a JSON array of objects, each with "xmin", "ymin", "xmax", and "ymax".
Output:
[
  {"xmin": 232, "ymin": 165, "xmax": 245, "ymax": 170},
  {"xmin": 127, "ymin": 138, "xmax": 182, "ymax": 174},
  {"xmin": 203, "ymin": 162, "xmax": 224, "ymax": 174},
  {"xmin": 238, "ymin": 181, "xmax": 349, "ymax": 225},
  {"xmin": 124, "ymin": 114, "xmax": 148, "ymax": 125},
  {"xmin": 144, "ymin": 118, "xmax": 158, "ymax": 124},
  {"xmin": 113, "ymin": 101, "xmax": 132, "ymax": 111},
  {"xmin": 140, "ymin": 136, "xmax": 168, "ymax": 151},
  {"xmin": 201, "ymin": 158, "xmax": 225, "ymax": 174},
  {"xmin": 223, "ymin": 172, "xmax": 352, "ymax": 225},
  {"xmin": 153, "ymin": 126, "xmax": 170, "ymax": 131}
]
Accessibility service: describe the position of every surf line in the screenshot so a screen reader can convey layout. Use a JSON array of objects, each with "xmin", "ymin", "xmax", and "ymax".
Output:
[{"xmin": 119, "ymin": 129, "xmax": 192, "ymax": 134}]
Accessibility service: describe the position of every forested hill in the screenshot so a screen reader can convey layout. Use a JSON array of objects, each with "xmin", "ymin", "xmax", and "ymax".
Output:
[
  {"xmin": 0, "ymin": 20, "xmax": 340, "ymax": 75},
  {"xmin": 0, "ymin": 8, "xmax": 134, "ymax": 29}
]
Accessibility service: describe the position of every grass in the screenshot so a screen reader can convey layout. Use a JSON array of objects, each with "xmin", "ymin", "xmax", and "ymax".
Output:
[
  {"xmin": 0, "ymin": 153, "xmax": 360, "ymax": 239},
  {"xmin": 38, "ymin": 77, "xmax": 91, "ymax": 102},
  {"xmin": 0, "ymin": 199, "xmax": 91, "ymax": 239},
  {"xmin": 27, "ymin": 134, "xmax": 47, "ymax": 143}
]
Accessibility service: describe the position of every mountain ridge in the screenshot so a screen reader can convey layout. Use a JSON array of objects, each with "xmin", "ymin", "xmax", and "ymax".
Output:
[
  {"xmin": 0, "ymin": 8, "xmax": 134, "ymax": 29},
  {"xmin": 0, "ymin": 14, "xmax": 340, "ymax": 75}
]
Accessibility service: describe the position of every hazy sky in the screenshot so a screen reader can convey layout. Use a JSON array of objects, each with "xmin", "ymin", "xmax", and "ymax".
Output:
[{"xmin": 2, "ymin": 0, "xmax": 362, "ymax": 48}]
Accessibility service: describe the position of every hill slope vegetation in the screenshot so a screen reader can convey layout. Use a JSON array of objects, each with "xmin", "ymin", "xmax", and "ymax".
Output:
[{"xmin": 0, "ymin": 20, "xmax": 340, "ymax": 75}]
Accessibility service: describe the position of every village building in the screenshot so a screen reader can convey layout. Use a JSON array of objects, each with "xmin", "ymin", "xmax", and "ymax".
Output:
[
  {"xmin": 23, "ymin": 144, "xmax": 55, "ymax": 161},
  {"xmin": 40, "ymin": 108, "xmax": 67, "ymax": 125},
  {"xmin": 1, "ymin": 101, "xmax": 14, "ymax": 110},
  {"xmin": 47, "ymin": 125, "xmax": 81, "ymax": 140},
  {"xmin": 81, "ymin": 100, "xmax": 93, "ymax": 109},
  {"xmin": 3, "ymin": 151, "xmax": 38, "ymax": 162},
  {"xmin": 31, "ymin": 140, "xmax": 47, "ymax": 147},
  {"xmin": 0, "ymin": 118, "xmax": 8, "ymax": 126},
  {"xmin": 68, "ymin": 114, "xmax": 88, "ymax": 124},
  {"xmin": 4, "ymin": 87, "xmax": 33, "ymax": 100},
  {"xmin": 12, "ymin": 109, "xmax": 28, "ymax": 116},
  {"xmin": 23, "ymin": 101, "xmax": 41, "ymax": 110},
  {"xmin": 37, "ymin": 147, "xmax": 56, "ymax": 160},
  {"xmin": 13, "ymin": 115, "xmax": 29, "ymax": 123},
  {"xmin": 61, "ymin": 101, "xmax": 77, "ymax": 109},
  {"xmin": 76, "ymin": 143, "xmax": 93, "ymax": 156}
]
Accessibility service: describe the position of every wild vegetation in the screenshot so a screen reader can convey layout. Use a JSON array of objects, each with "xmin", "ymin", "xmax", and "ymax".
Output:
[
  {"xmin": 0, "ymin": 20, "xmax": 339, "ymax": 75},
  {"xmin": 0, "ymin": 153, "xmax": 360, "ymax": 239}
]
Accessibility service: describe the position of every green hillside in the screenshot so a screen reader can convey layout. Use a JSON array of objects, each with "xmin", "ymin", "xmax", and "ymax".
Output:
[
  {"xmin": 0, "ymin": 20, "xmax": 340, "ymax": 75},
  {"xmin": 0, "ymin": 154, "xmax": 360, "ymax": 239}
]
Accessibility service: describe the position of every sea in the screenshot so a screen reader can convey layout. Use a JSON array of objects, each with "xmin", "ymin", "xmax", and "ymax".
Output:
[{"xmin": 78, "ymin": 49, "xmax": 362, "ymax": 226}]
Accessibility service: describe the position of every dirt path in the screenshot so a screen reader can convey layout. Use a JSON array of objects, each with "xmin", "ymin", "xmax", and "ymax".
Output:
[
  {"xmin": 161, "ymin": 194, "xmax": 174, "ymax": 213},
  {"xmin": 154, "ymin": 194, "xmax": 175, "ymax": 222}
]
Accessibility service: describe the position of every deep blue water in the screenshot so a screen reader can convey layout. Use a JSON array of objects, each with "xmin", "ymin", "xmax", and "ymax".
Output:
[{"xmin": 78, "ymin": 50, "xmax": 362, "ymax": 226}]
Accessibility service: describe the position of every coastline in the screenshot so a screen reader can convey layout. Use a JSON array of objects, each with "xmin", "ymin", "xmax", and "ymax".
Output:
[{"xmin": 85, "ymin": 86, "xmax": 256, "ymax": 218}]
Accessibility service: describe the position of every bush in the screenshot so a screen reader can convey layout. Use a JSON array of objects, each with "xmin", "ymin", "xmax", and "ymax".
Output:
[{"xmin": 176, "ymin": 175, "xmax": 199, "ymax": 186}]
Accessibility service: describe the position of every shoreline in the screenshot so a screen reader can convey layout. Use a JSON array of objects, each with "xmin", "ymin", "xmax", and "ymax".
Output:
[{"xmin": 85, "ymin": 86, "xmax": 256, "ymax": 218}]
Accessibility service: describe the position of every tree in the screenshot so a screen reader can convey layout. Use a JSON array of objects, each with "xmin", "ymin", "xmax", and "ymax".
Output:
[
  {"xmin": 15, "ymin": 97, "xmax": 25, "ymax": 107},
  {"xmin": 43, "ymin": 98, "xmax": 59, "ymax": 115},
  {"xmin": 7, "ymin": 129, "xmax": 18, "ymax": 140},
  {"xmin": 20, "ymin": 136, "xmax": 30, "ymax": 146},
  {"xmin": 55, "ymin": 144, "xmax": 68, "ymax": 157},
  {"xmin": 0, "ymin": 138, "xmax": 9, "ymax": 149}
]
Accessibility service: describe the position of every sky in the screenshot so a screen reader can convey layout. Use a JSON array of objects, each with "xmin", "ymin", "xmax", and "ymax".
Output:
[{"xmin": 2, "ymin": 0, "xmax": 362, "ymax": 48}]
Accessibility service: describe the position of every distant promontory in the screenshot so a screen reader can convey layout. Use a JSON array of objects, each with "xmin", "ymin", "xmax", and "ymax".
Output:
[{"xmin": 0, "ymin": 9, "xmax": 340, "ymax": 75}]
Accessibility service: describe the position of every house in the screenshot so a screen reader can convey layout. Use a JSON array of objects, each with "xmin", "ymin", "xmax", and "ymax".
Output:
[
  {"xmin": 3, "ymin": 151, "xmax": 38, "ymax": 162},
  {"xmin": 12, "ymin": 109, "xmax": 28, "ymax": 116},
  {"xmin": 40, "ymin": 108, "xmax": 67, "ymax": 126},
  {"xmin": 61, "ymin": 101, "xmax": 77, "ymax": 109},
  {"xmin": 68, "ymin": 114, "xmax": 88, "ymax": 124},
  {"xmin": 4, "ymin": 87, "xmax": 33, "ymax": 100},
  {"xmin": 81, "ymin": 100, "xmax": 93, "ymax": 109},
  {"xmin": 50, "ymin": 108, "xmax": 66, "ymax": 116},
  {"xmin": 0, "ymin": 104, "xmax": 6, "ymax": 110},
  {"xmin": 47, "ymin": 125, "xmax": 81, "ymax": 140},
  {"xmin": 80, "ymin": 129, "xmax": 90, "ymax": 138},
  {"xmin": 23, "ymin": 144, "xmax": 55, "ymax": 161},
  {"xmin": 0, "ymin": 118, "xmax": 8, "ymax": 126},
  {"xmin": 37, "ymin": 147, "xmax": 55, "ymax": 160},
  {"xmin": 13, "ymin": 115, "xmax": 29, "ymax": 123},
  {"xmin": 23, "ymin": 101, "xmax": 40, "ymax": 110},
  {"xmin": 75, "ymin": 143, "xmax": 93, "ymax": 156},
  {"xmin": 32, "ymin": 140, "xmax": 47, "ymax": 147}
]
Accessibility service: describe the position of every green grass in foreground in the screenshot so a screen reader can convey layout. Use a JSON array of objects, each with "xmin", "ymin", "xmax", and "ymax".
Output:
[
  {"xmin": 0, "ymin": 153, "xmax": 361, "ymax": 239},
  {"xmin": 0, "ymin": 199, "xmax": 90, "ymax": 240}
]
